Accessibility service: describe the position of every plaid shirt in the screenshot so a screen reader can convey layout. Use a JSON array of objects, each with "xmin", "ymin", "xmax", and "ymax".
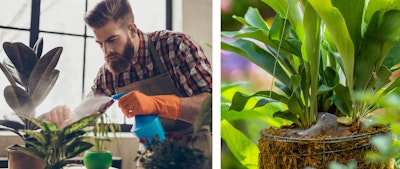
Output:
[{"xmin": 91, "ymin": 29, "xmax": 212, "ymax": 97}]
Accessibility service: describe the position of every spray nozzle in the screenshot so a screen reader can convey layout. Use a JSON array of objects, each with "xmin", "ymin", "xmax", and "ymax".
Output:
[{"xmin": 112, "ymin": 91, "xmax": 129, "ymax": 101}]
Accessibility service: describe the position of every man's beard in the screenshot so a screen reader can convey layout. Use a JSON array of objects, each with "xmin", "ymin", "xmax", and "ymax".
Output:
[{"xmin": 106, "ymin": 40, "xmax": 135, "ymax": 74}]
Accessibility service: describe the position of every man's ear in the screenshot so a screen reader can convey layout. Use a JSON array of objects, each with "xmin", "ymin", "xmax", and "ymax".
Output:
[{"xmin": 128, "ymin": 23, "xmax": 137, "ymax": 36}]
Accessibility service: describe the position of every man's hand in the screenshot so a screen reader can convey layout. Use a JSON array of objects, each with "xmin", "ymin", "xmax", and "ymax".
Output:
[
  {"xmin": 117, "ymin": 91, "xmax": 181, "ymax": 119},
  {"xmin": 44, "ymin": 105, "xmax": 74, "ymax": 128}
]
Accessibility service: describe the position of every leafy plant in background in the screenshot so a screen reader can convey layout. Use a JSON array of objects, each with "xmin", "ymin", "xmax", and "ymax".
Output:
[
  {"xmin": 222, "ymin": 0, "xmax": 400, "ymax": 126},
  {"xmin": 0, "ymin": 37, "xmax": 62, "ymax": 133},
  {"xmin": 89, "ymin": 114, "xmax": 120, "ymax": 152},
  {"xmin": 11, "ymin": 114, "xmax": 98, "ymax": 169}
]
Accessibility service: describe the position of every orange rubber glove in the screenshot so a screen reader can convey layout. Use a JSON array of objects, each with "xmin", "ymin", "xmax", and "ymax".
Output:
[{"xmin": 117, "ymin": 91, "xmax": 181, "ymax": 120}]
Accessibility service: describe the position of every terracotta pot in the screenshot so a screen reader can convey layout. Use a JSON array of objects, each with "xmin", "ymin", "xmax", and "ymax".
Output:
[
  {"xmin": 83, "ymin": 150, "xmax": 112, "ymax": 169},
  {"xmin": 258, "ymin": 127, "xmax": 391, "ymax": 169},
  {"xmin": 7, "ymin": 147, "xmax": 45, "ymax": 169}
]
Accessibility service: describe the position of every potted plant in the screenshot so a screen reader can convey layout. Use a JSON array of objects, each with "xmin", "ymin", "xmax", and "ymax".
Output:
[
  {"xmin": 222, "ymin": 0, "xmax": 400, "ymax": 168},
  {"xmin": 83, "ymin": 113, "xmax": 120, "ymax": 169},
  {"xmin": 11, "ymin": 114, "xmax": 98, "ymax": 169},
  {"xmin": 0, "ymin": 38, "xmax": 63, "ymax": 169}
]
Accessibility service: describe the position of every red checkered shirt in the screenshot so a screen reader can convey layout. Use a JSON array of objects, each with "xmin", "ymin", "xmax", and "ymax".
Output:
[{"xmin": 91, "ymin": 29, "xmax": 212, "ymax": 97}]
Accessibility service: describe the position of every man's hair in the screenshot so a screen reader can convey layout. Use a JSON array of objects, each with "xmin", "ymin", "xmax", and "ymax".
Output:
[{"xmin": 84, "ymin": 0, "xmax": 134, "ymax": 28}]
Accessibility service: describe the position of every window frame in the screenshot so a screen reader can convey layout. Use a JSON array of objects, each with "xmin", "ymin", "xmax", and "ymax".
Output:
[{"xmin": 0, "ymin": 0, "xmax": 173, "ymax": 132}]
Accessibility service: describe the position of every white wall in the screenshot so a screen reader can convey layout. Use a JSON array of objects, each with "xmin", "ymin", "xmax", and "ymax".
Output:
[{"xmin": 181, "ymin": 0, "xmax": 213, "ymax": 65}]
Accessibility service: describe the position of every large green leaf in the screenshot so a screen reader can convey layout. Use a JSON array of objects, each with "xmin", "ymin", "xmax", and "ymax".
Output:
[
  {"xmin": 30, "ymin": 70, "xmax": 59, "ymax": 107},
  {"xmin": 221, "ymin": 40, "xmax": 291, "ymax": 86},
  {"xmin": 273, "ymin": 110, "xmax": 301, "ymax": 126},
  {"xmin": 354, "ymin": 10, "xmax": 400, "ymax": 91},
  {"xmin": 63, "ymin": 114, "xmax": 99, "ymax": 135},
  {"xmin": 222, "ymin": 109, "xmax": 267, "ymax": 122},
  {"xmin": 261, "ymin": 0, "xmax": 304, "ymax": 40},
  {"xmin": 65, "ymin": 140, "xmax": 93, "ymax": 159},
  {"xmin": 302, "ymin": 0, "xmax": 322, "ymax": 123},
  {"xmin": 4, "ymin": 85, "xmax": 35, "ymax": 116},
  {"xmin": 269, "ymin": 15, "xmax": 302, "ymax": 57},
  {"xmin": 382, "ymin": 41, "xmax": 400, "ymax": 68},
  {"xmin": 230, "ymin": 91, "xmax": 288, "ymax": 112},
  {"xmin": 28, "ymin": 47, "xmax": 62, "ymax": 97},
  {"xmin": 19, "ymin": 129, "xmax": 46, "ymax": 144},
  {"xmin": 331, "ymin": 0, "xmax": 364, "ymax": 48},
  {"xmin": 243, "ymin": 7, "xmax": 268, "ymax": 30},
  {"xmin": 221, "ymin": 119, "xmax": 259, "ymax": 169},
  {"xmin": 364, "ymin": 0, "xmax": 400, "ymax": 25},
  {"xmin": 308, "ymin": 0, "xmax": 355, "ymax": 94},
  {"xmin": 374, "ymin": 66, "xmax": 392, "ymax": 91},
  {"xmin": 18, "ymin": 115, "xmax": 57, "ymax": 132},
  {"xmin": 2, "ymin": 42, "xmax": 38, "ymax": 87},
  {"xmin": 0, "ymin": 61, "xmax": 18, "ymax": 86},
  {"xmin": 330, "ymin": 84, "xmax": 352, "ymax": 116}
]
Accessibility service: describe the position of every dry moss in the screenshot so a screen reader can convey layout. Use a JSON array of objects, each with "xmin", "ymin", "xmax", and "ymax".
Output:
[{"xmin": 258, "ymin": 125, "xmax": 390, "ymax": 169}]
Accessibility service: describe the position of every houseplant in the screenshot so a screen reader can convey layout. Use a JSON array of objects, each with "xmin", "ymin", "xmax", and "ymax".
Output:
[
  {"xmin": 83, "ymin": 113, "xmax": 120, "ymax": 169},
  {"xmin": 0, "ymin": 38, "xmax": 63, "ymax": 168},
  {"xmin": 222, "ymin": 0, "xmax": 400, "ymax": 168},
  {"xmin": 11, "ymin": 114, "xmax": 98, "ymax": 169},
  {"xmin": 0, "ymin": 37, "xmax": 61, "ymax": 125}
]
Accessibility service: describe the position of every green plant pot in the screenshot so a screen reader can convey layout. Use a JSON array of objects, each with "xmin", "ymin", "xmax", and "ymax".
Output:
[{"xmin": 83, "ymin": 150, "xmax": 112, "ymax": 169}]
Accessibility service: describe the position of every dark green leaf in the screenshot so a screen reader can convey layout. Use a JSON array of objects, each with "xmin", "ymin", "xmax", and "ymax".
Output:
[
  {"xmin": 230, "ymin": 91, "xmax": 288, "ymax": 111},
  {"xmin": 30, "ymin": 70, "xmax": 59, "ymax": 107},
  {"xmin": 2, "ymin": 42, "xmax": 38, "ymax": 87},
  {"xmin": 4, "ymin": 85, "xmax": 35, "ymax": 116},
  {"xmin": 65, "ymin": 141, "xmax": 93, "ymax": 159},
  {"xmin": 354, "ymin": 10, "xmax": 400, "ymax": 91},
  {"xmin": 382, "ymin": 41, "xmax": 400, "ymax": 68},
  {"xmin": 28, "ymin": 47, "xmax": 62, "ymax": 99},
  {"xmin": 332, "ymin": 0, "xmax": 364, "ymax": 48},
  {"xmin": 221, "ymin": 40, "xmax": 291, "ymax": 86},
  {"xmin": 374, "ymin": 66, "xmax": 391, "ymax": 91},
  {"xmin": 244, "ymin": 7, "xmax": 268, "ymax": 30},
  {"xmin": 63, "ymin": 114, "xmax": 98, "ymax": 135},
  {"xmin": 273, "ymin": 110, "xmax": 301, "ymax": 126},
  {"xmin": 330, "ymin": 88, "xmax": 351, "ymax": 116}
]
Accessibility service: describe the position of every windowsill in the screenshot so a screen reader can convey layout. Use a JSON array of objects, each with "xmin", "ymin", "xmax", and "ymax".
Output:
[{"xmin": 0, "ymin": 130, "xmax": 139, "ymax": 169}]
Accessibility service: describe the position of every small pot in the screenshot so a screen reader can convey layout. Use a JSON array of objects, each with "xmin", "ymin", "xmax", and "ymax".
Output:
[
  {"xmin": 83, "ymin": 150, "xmax": 112, "ymax": 169},
  {"xmin": 7, "ymin": 146, "xmax": 45, "ymax": 169}
]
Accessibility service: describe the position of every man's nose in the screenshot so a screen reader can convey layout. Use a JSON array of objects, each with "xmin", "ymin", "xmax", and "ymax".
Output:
[{"xmin": 102, "ymin": 43, "xmax": 112, "ymax": 55}]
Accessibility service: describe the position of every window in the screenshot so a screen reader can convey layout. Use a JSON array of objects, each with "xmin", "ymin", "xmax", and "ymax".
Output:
[{"xmin": 0, "ymin": 0, "xmax": 173, "ymax": 130}]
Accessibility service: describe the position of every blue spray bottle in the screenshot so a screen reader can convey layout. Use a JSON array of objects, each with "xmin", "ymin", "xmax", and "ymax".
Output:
[{"xmin": 112, "ymin": 92, "xmax": 166, "ymax": 142}]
